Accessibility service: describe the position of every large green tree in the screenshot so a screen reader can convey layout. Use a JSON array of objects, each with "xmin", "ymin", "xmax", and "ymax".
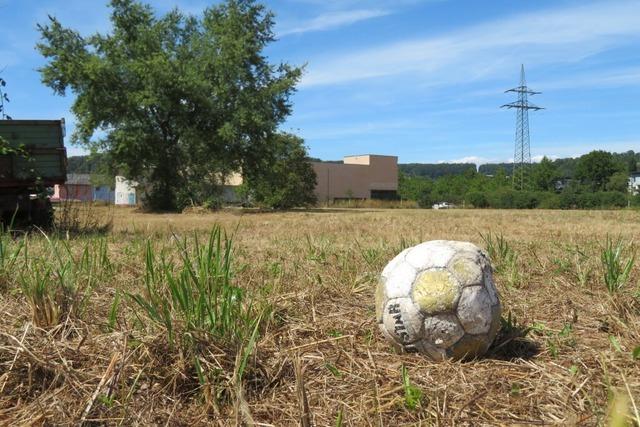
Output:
[
  {"xmin": 37, "ymin": 0, "xmax": 302, "ymax": 210},
  {"xmin": 575, "ymin": 150, "xmax": 624, "ymax": 191},
  {"xmin": 241, "ymin": 133, "xmax": 317, "ymax": 209}
]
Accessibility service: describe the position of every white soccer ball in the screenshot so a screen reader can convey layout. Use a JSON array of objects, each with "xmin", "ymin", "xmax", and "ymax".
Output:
[{"xmin": 376, "ymin": 240, "xmax": 501, "ymax": 360}]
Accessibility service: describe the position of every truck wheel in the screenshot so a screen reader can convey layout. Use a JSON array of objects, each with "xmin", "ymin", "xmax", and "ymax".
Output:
[{"xmin": 30, "ymin": 198, "xmax": 54, "ymax": 229}]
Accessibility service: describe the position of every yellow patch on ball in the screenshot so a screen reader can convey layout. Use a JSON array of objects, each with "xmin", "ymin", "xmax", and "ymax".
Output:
[
  {"xmin": 411, "ymin": 270, "xmax": 460, "ymax": 314},
  {"xmin": 450, "ymin": 257, "xmax": 482, "ymax": 286}
]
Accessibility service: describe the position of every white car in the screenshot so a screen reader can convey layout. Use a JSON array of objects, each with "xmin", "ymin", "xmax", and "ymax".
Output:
[{"xmin": 432, "ymin": 202, "xmax": 455, "ymax": 210}]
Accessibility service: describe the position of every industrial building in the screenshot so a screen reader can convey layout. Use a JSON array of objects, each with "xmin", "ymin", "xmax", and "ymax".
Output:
[{"xmin": 311, "ymin": 155, "xmax": 398, "ymax": 202}]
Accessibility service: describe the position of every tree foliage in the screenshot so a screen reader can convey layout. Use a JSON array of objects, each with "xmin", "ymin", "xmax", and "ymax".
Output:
[
  {"xmin": 37, "ymin": 0, "xmax": 302, "ymax": 210},
  {"xmin": 531, "ymin": 156, "xmax": 560, "ymax": 192},
  {"xmin": 575, "ymin": 150, "xmax": 624, "ymax": 191},
  {"xmin": 400, "ymin": 163, "xmax": 476, "ymax": 179},
  {"xmin": 240, "ymin": 133, "xmax": 317, "ymax": 209}
]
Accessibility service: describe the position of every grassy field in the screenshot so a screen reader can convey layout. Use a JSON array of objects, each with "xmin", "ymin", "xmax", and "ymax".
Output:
[{"xmin": 1, "ymin": 206, "xmax": 639, "ymax": 425}]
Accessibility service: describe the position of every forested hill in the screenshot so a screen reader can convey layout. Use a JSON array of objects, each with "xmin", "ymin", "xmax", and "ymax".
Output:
[
  {"xmin": 399, "ymin": 163, "xmax": 476, "ymax": 179},
  {"xmin": 477, "ymin": 158, "xmax": 580, "ymax": 177},
  {"xmin": 68, "ymin": 154, "xmax": 109, "ymax": 174}
]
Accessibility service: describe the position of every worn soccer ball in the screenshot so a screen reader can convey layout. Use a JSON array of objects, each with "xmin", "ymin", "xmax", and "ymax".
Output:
[{"xmin": 376, "ymin": 240, "xmax": 501, "ymax": 360}]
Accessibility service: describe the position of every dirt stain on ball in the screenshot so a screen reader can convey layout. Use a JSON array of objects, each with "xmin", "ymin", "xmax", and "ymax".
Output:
[{"xmin": 411, "ymin": 270, "xmax": 460, "ymax": 314}]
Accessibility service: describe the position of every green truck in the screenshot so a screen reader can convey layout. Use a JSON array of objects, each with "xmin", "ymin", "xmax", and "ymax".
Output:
[{"xmin": 0, "ymin": 120, "xmax": 67, "ymax": 227}]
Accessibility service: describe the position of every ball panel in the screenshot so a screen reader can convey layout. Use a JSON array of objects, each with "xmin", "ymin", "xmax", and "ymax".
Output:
[
  {"xmin": 483, "ymin": 267, "xmax": 500, "ymax": 306},
  {"xmin": 384, "ymin": 262, "xmax": 417, "ymax": 298},
  {"xmin": 381, "ymin": 297, "xmax": 424, "ymax": 345},
  {"xmin": 447, "ymin": 334, "xmax": 491, "ymax": 360},
  {"xmin": 411, "ymin": 270, "xmax": 460, "ymax": 314},
  {"xmin": 405, "ymin": 241, "xmax": 456, "ymax": 271},
  {"xmin": 422, "ymin": 314, "xmax": 465, "ymax": 349},
  {"xmin": 449, "ymin": 241, "xmax": 482, "ymax": 254},
  {"xmin": 457, "ymin": 285, "xmax": 493, "ymax": 335},
  {"xmin": 448, "ymin": 254, "xmax": 484, "ymax": 287},
  {"xmin": 381, "ymin": 248, "xmax": 410, "ymax": 280},
  {"xmin": 487, "ymin": 303, "xmax": 502, "ymax": 342}
]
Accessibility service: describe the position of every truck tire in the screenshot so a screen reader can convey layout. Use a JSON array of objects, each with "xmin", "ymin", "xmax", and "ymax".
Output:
[{"xmin": 30, "ymin": 198, "xmax": 54, "ymax": 229}]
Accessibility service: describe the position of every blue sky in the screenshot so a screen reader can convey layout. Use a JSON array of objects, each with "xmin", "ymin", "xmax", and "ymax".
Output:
[{"xmin": 1, "ymin": 0, "xmax": 639, "ymax": 164}]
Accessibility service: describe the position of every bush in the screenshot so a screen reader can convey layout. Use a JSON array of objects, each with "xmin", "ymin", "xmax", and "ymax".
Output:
[
  {"xmin": 596, "ymin": 191, "xmax": 627, "ymax": 208},
  {"xmin": 576, "ymin": 192, "xmax": 599, "ymax": 209},
  {"xmin": 417, "ymin": 189, "xmax": 435, "ymax": 208},
  {"xmin": 465, "ymin": 191, "xmax": 489, "ymax": 208},
  {"xmin": 486, "ymin": 189, "xmax": 539, "ymax": 209},
  {"xmin": 537, "ymin": 192, "xmax": 561, "ymax": 209}
]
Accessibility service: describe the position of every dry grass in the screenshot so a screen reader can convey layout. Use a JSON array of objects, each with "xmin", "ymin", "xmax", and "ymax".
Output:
[{"xmin": 1, "ymin": 206, "xmax": 639, "ymax": 426}]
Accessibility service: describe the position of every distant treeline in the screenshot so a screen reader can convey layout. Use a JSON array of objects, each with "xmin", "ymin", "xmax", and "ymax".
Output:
[
  {"xmin": 399, "ymin": 163, "xmax": 476, "ymax": 179},
  {"xmin": 401, "ymin": 151, "xmax": 640, "ymax": 179},
  {"xmin": 68, "ymin": 153, "xmax": 109, "ymax": 174},
  {"xmin": 399, "ymin": 150, "xmax": 640, "ymax": 210}
]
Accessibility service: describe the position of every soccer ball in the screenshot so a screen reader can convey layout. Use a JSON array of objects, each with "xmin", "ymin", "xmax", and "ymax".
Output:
[{"xmin": 376, "ymin": 240, "xmax": 501, "ymax": 360}]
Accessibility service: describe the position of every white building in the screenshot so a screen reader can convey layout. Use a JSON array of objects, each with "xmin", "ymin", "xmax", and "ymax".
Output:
[
  {"xmin": 115, "ymin": 176, "xmax": 138, "ymax": 205},
  {"xmin": 629, "ymin": 172, "xmax": 640, "ymax": 195}
]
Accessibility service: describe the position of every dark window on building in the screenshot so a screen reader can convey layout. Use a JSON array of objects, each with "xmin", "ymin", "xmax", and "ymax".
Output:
[{"xmin": 370, "ymin": 189, "xmax": 398, "ymax": 200}]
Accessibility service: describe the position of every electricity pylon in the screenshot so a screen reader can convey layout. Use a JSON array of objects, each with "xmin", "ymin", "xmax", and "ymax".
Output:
[{"xmin": 501, "ymin": 65, "xmax": 543, "ymax": 190}]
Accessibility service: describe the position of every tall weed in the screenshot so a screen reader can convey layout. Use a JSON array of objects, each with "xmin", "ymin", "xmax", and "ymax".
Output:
[
  {"xmin": 18, "ymin": 235, "xmax": 113, "ymax": 327},
  {"xmin": 480, "ymin": 231, "xmax": 521, "ymax": 287},
  {"xmin": 601, "ymin": 236, "xmax": 635, "ymax": 293},
  {"xmin": 129, "ymin": 227, "xmax": 259, "ymax": 348},
  {"xmin": 128, "ymin": 226, "xmax": 268, "ymax": 405}
]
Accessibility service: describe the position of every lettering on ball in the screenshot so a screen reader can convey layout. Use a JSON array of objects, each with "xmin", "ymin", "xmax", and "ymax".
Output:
[{"xmin": 387, "ymin": 303, "xmax": 418, "ymax": 352}]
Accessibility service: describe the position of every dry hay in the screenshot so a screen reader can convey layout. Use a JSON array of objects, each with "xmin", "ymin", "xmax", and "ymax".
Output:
[{"xmin": 1, "ymin": 207, "xmax": 639, "ymax": 426}]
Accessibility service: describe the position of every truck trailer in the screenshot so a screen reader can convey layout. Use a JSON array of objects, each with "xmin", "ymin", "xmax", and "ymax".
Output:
[{"xmin": 0, "ymin": 120, "xmax": 67, "ymax": 227}]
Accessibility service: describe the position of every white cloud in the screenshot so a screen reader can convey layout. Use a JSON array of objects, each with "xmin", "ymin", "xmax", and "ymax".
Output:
[
  {"xmin": 531, "ymin": 155, "xmax": 558, "ymax": 162},
  {"xmin": 278, "ymin": 9, "xmax": 390, "ymax": 36},
  {"xmin": 439, "ymin": 156, "xmax": 490, "ymax": 165},
  {"xmin": 301, "ymin": 1, "xmax": 640, "ymax": 87}
]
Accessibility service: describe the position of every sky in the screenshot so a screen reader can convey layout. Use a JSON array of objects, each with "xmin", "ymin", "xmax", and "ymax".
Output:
[{"xmin": 0, "ymin": 0, "xmax": 639, "ymax": 164}]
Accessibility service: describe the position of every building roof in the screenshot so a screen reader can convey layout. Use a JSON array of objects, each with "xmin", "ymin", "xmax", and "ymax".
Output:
[
  {"xmin": 66, "ymin": 173, "xmax": 91, "ymax": 185},
  {"xmin": 342, "ymin": 154, "xmax": 398, "ymax": 159}
]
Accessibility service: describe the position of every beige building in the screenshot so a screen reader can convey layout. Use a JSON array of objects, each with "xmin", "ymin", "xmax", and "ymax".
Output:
[{"xmin": 312, "ymin": 155, "xmax": 398, "ymax": 202}]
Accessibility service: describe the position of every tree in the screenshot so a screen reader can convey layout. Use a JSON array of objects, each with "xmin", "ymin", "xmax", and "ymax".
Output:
[
  {"xmin": 241, "ymin": 133, "xmax": 316, "ymax": 209},
  {"xmin": 37, "ymin": 0, "xmax": 301, "ymax": 210},
  {"xmin": 606, "ymin": 171, "xmax": 630, "ymax": 193},
  {"xmin": 398, "ymin": 173, "xmax": 432, "ymax": 201},
  {"xmin": 574, "ymin": 150, "xmax": 624, "ymax": 191},
  {"xmin": 531, "ymin": 156, "xmax": 560, "ymax": 191}
]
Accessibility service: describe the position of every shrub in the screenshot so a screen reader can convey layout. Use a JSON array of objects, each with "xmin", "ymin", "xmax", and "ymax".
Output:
[
  {"xmin": 466, "ymin": 191, "xmax": 489, "ymax": 208},
  {"xmin": 538, "ymin": 192, "xmax": 561, "ymax": 209},
  {"xmin": 596, "ymin": 191, "xmax": 627, "ymax": 208}
]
